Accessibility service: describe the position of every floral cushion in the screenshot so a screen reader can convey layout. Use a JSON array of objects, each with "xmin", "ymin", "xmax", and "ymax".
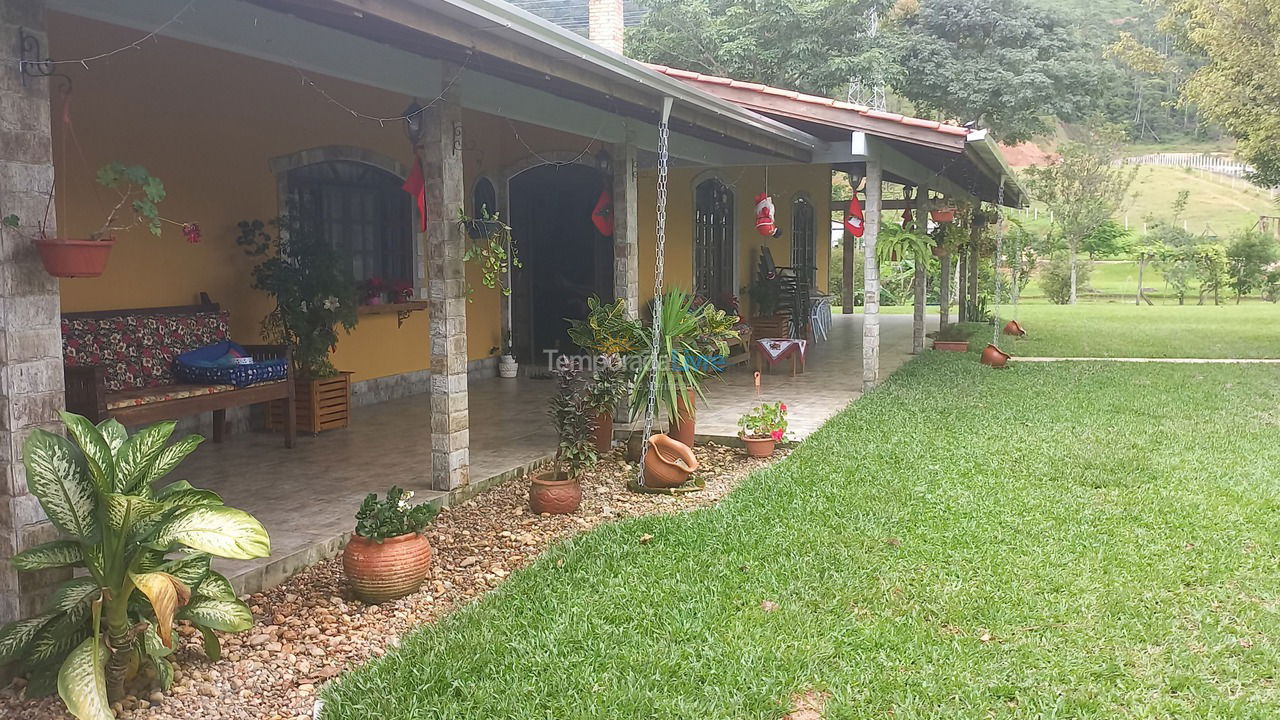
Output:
[
  {"xmin": 105, "ymin": 384, "xmax": 238, "ymax": 410},
  {"xmin": 62, "ymin": 311, "xmax": 232, "ymax": 392}
]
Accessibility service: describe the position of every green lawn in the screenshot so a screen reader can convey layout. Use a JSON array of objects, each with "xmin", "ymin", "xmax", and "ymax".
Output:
[
  {"xmin": 323, "ymin": 340, "xmax": 1280, "ymax": 718},
  {"xmin": 997, "ymin": 304, "xmax": 1280, "ymax": 358}
]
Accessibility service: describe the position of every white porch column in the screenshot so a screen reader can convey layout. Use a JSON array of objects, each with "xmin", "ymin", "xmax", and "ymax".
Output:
[
  {"xmin": 0, "ymin": 0, "xmax": 67, "ymax": 624},
  {"xmin": 424, "ymin": 73, "xmax": 470, "ymax": 491},
  {"xmin": 912, "ymin": 186, "xmax": 928, "ymax": 354},
  {"xmin": 861, "ymin": 158, "xmax": 883, "ymax": 390},
  {"xmin": 611, "ymin": 138, "xmax": 639, "ymax": 317}
]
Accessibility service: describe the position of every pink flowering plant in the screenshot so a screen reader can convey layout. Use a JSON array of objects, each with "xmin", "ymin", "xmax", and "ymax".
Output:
[{"xmin": 738, "ymin": 401, "xmax": 788, "ymax": 441}]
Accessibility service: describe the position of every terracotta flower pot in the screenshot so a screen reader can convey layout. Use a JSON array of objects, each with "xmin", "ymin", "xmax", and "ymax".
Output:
[
  {"xmin": 528, "ymin": 470, "xmax": 582, "ymax": 514},
  {"xmin": 1003, "ymin": 320, "xmax": 1027, "ymax": 337},
  {"xmin": 980, "ymin": 344, "xmax": 1011, "ymax": 369},
  {"xmin": 36, "ymin": 236, "xmax": 115, "ymax": 278},
  {"xmin": 930, "ymin": 209, "xmax": 956, "ymax": 224},
  {"xmin": 593, "ymin": 412, "xmax": 614, "ymax": 454},
  {"xmin": 668, "ymin": 390, "xmax": 696, "ymax": 447},
  {"xmin": 740, "ymin": 435, "xmax": 777, "ymax": 458},
  {"xmin": 342, "ymin": 532, "xmax": 432, "ymax": 603},
  {"xmin": 932, "ymin": 341, "xmax": 969, "ymax": 352},
  {"xmin": 642, "ymin": 433, "xmax": 700, "ymax": 488}
]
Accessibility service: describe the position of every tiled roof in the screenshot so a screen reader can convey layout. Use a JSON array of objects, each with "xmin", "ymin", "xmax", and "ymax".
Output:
[{"xmin": 646, "ymin": 64, "xmax": 972, "ymax": 138}]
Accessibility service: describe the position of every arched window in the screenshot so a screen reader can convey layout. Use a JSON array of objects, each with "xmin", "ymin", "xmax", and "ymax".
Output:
[
  {"xmin": 791, "ymin": 196, "xmax": 817, "ymax": 285},
  {"xmin": 694, "ymin": 178, "xmax": 734, "ymax": 302},
  {"xmin": 473, "ymin": 177, "xmax": 497, "ymax": 218},
  {"xmin": 286, "ymin": 161, "xmax": 413, "ymax": 284}
]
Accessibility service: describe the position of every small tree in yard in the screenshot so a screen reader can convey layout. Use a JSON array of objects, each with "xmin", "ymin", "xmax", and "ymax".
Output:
[
  {"xmin": 1226, "ymin": 230, "xmax": 1280, "ymax": 303},
  {"xmin": 1025, "ymin": 123, "xmax": 1137, "ymax": 304},
  {"xmin": 1040, "ymin": 253, "xmax": 1092, "ymax": 305}
]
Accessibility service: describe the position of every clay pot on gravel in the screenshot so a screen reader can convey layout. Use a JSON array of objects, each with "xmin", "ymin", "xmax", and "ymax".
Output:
[
  {"xmin": 593, "ymin": 413, "xmax": 614, "ymax": 453},
  {"xmin": 740, "ymin": 435, "xmax": 777, "ymax": 458},
  {"xmin": 980, "ymin": 344, "xmax": 1011, "ymax": 369},
  {"xmin": 642, "ymin": 433, "xmax": 700, "ymax": 488},
  {"xmin": 528, "ymin": 470, "xmax": 582, "ymax": 514},
  {"xmin": 667, "ymin": 390, "xmax": 697, "ymax": 447},
  {"xmin": 342, "ymin": 532, "xmax": 432, "ymax": 603}
]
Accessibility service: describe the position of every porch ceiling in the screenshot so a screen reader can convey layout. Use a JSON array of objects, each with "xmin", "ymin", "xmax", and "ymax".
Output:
[{"xmin": 246, "ymin": 0, "xmax": 819, "ymax": 163}]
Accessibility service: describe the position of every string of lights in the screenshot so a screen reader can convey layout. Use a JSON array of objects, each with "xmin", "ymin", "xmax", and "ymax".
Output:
[{"xmin": 19, "ymin": 1, "xmax": 197, "ymax": 72}]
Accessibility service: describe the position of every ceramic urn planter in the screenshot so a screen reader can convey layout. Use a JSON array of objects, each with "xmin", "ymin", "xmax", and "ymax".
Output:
[
  {"xmin": 528, "ymin": 470, "xmax": 582, "ymax": 514},
  {"xmin": 980, "ymin": 344, "xmax": 1012, "ymax": 369},
  {"xmin": 1003, "ymin": 320, "xmax": 1027, "ymax": 337},
  {"xmin": 342, "ymin": 531, "xmax": 433, "ymax": 603},
  {"xmin": 642, "ymin": 433, "xmax": 700, "ymax": 488}
]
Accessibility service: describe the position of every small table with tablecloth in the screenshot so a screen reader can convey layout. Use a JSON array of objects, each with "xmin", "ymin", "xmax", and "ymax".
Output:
[{"xmin": 752, "ymin": 338, "xmax": 806, "ymax": 376}]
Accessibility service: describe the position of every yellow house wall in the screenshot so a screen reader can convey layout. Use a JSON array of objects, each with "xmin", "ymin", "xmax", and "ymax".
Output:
[
  {"xmin": 637, "ymin": 164, "xmax": 832, "ymax": 313},
  {"xmin": 46, "ymin": 13, "xmax": 829, "ymax": 384}
]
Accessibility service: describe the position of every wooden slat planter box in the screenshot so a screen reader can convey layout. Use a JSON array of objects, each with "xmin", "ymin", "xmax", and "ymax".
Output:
[{"xmin": 268, "ymin": 372, "xmax": 352, "ymax": 434}]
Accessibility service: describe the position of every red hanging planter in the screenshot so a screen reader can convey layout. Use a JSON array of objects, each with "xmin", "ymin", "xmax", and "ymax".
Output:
[
  {"xmin": 930, "ymin": 208, "xmax": 957, "ymax": 224},
  {"xmin": 36, "ymin": 236, "xmax": 115, "ymax": 278}
]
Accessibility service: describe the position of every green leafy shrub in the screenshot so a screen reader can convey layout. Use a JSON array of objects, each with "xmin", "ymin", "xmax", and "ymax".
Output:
[
  {"xmin": 1039, "ymin": 253, "xmax": 1093, "ymax": 305},
  {"xmin": 0, "ymin": 414, "xmax": 270, "ymax": 719},
  {"xmin": 237, "ymin": 216, "xmax": 359, "ymax": 379},
  {"xmin": 549, "ymin": 363, "xmax": 598, "ymax": 478},
  {"xmin": 354, "ymin": 487, "xmax": 439, "ymax": 541}
]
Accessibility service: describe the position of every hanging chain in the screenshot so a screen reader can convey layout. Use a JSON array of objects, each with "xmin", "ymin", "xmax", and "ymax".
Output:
[
  {"xmin": 637, "ymin": 99, "xmax": 673, "ymax": 487},
  {"xmin": 991, "ymin": 178, "xmax": 1007, "ymax": 346}
]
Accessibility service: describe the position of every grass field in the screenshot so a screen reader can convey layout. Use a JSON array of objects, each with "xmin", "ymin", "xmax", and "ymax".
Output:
[
  {"xmin": 322, "ymin": 309, "xmax": 1280, "ymax": 719},
  {"xmin": 1013, "ymin": 165, "xmax": 1273, "ymax": 240},
  {"xmin": 999, "ymin": 304, "xmax": 1280, "ymax": 358}
]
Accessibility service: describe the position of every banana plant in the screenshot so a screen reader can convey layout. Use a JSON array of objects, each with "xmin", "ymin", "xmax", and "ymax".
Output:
[{"xmin": 0, "ymin": 413, "xmax": 270, "ymax": 719}]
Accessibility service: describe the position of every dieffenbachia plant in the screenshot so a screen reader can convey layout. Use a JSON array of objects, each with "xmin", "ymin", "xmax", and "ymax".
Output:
[{"xmin": 0, "ymin": 413, "xmax": 270, "ymax": 719}]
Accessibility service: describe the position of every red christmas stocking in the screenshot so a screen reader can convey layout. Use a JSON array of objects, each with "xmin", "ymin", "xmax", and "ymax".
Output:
[
  {"xmin": 844, "ymin": 193, "xmax": 865, "ymax": 238},
  {"xmin": 592, "ymin": 188, "xmax": 614, "ymax": 237}
]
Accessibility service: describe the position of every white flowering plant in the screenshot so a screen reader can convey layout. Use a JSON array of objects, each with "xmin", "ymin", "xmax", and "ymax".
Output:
[
  {"xmin": 354, "ymin": 487, "xmax": 439, "ymax": 542},
  {"xmin": 236, "ymin": 215, "xmax": 358, "ymax": 378}
]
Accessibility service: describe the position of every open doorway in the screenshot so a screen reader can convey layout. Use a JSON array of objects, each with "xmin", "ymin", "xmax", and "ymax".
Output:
[{"xmin": 509, "ymin": 163, "xmax": 614, "ymax": 365}]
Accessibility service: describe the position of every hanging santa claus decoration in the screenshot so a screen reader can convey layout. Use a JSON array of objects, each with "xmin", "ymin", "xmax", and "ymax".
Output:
[
  {"xmin": 591, "ymin": 188, "xmax": 614, "ymax": 237},
  {"xmin": 844, "ymin": 191, "xmax": 865, "ymax": 238},
  {"xmin": 754, "ymin": 192, "xmax": 782, "ymax": 238}
]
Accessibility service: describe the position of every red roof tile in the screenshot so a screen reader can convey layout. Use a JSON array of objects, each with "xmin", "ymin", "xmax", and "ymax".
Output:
[{"xmin": 646, "ymin": 64, "xmax": 972, "ymax": 139}]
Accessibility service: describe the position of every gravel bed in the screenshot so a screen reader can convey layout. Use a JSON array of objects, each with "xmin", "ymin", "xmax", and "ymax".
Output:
[{"xmin": 0, "ymin": 443, "xmax": 783, "ymax": 720}]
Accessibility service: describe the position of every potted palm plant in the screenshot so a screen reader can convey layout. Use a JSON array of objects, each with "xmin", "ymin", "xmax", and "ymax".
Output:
[
  {"xmin": 738, "ymin": 401, "xmax": 788, "ymax": 457},
  {"xmin": 529, "ymin": 362, "xmax": 598, "ymax": 514},
  {"xmin": 0, "ymin": 413, "xmax": 268, "ymax": 715},
  {"xmin": 2, "ymin": 162, "xmax": 200, "ymax": 278},
  {"xmin": 237, "ymin": 215, "xmax": 359, "ymax": 433},
  {"xmin": 631, "ymin": 289, "xmax": 739, "ymax": 447},
  {"xmin": 342, "ymin": 486, "xmax": 438, "ymax": 603}
]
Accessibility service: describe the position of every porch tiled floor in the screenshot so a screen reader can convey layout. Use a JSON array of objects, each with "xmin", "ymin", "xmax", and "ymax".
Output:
[{"xmin": 186, "ymin": 313, "xmax": 930, "ymax": 592}]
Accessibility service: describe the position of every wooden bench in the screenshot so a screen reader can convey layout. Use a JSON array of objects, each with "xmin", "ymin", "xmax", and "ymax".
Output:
[{"xmin": 61, "ymin": 299, "xmax": 296, "ymax": 448}]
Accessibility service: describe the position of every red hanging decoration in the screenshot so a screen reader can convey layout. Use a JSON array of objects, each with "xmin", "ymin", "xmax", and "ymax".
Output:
[
  {"xmin": 754, "ymin": 192, "xmax": 781, "ymax": 238},
  {"xmin": 844, "ymin": 192, "xmax": 865, "ymax": 238},
  {"xmin": 402, "ymin": 152, "xmax": 427, "ymax": 232},
  {"xmin": 591, "ymin": 188, "xmax": 614, "ymax": 237},
  {"xmin": 902, "ymin": 207, "xmax": 914, "ymax": 229}
]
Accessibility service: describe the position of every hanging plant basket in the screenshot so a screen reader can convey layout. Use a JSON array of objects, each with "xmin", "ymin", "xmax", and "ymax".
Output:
[
  {"xmin": 930, "ymin": 208, "xmax": 957, "ymax": 224},
  {"xmin": 36, "ymin": 236, "xmax": 116, "ymax": 278},
  {"xmin": 931, "ymin": 245, "xmax": 949, "ymax": 258},
  {"xmin": 464, "ymin": 219, "xmax": 505, "ymax": 240}
]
